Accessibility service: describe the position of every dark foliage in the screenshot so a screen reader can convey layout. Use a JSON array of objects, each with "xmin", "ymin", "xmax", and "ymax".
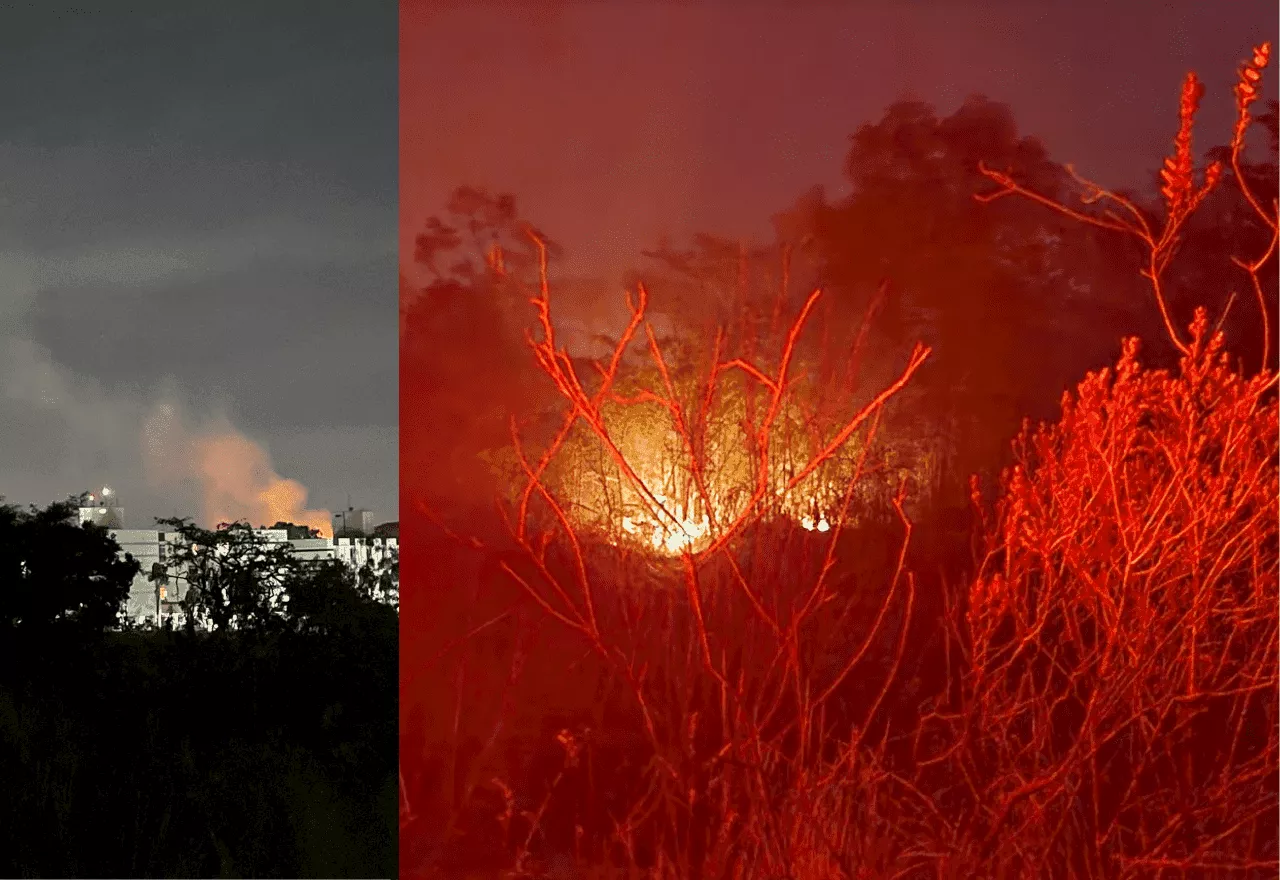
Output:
[
  {"xmin": 0, "ymin": 501, "xmax": 397, "ymax": 878},
  {"xmin": 0, "ymin": 496, "xmax": 139, "ymax": 632}
]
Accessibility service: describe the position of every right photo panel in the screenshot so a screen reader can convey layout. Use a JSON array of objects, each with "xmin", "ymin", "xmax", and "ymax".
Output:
[{"xmin": 400, "ymin": 2, "xmax": 1280, "ymax": 876}]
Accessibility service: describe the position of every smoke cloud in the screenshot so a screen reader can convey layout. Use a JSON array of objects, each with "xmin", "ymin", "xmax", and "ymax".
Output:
[
  {"xmin": 0, "ymin": 180, "xmax": 339, "ymax": 536},
  {"xmin": 143, "ymin": 400, "xmax": 332, "ymax": 537},
  {"xmin": 2, "ymin": 282, "xmax": 331, "ymax": 535}
]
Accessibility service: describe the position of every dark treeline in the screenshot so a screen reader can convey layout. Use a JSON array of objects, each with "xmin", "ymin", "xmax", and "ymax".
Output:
[{"xmin": 0, "ymin": 498, "xmax": 397, "ymax": 878}]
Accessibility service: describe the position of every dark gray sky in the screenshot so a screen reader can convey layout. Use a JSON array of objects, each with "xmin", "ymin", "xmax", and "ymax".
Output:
[
  {"xmin": 404, "ymin": 0, "xmax": 1276, "ymax": 289},
  {"xmin": 1, "ymin": 2, "xmax": 396, "ymax": 531}
]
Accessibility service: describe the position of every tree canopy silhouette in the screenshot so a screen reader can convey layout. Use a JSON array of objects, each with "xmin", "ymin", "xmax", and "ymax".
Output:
[
  {"xmin": 771, "ymin": 95, "xmax": 1175, "ymax": 509},
  {"xmin": 403, "ymin": 186, "xmax": 564, "ymax": 510},
  {"xmin": 0, "ymin": 496, "xmax": 139, "ymax": 632}
]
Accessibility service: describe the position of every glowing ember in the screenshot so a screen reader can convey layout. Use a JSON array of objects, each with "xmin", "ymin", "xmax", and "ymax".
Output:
[
  {"xmin": 800, "ymin": 514, "xmax": 831, "ymax": 532},
  {"xmin": 620, "ymin": 504, "xmax": 710, "ymax": 555}
]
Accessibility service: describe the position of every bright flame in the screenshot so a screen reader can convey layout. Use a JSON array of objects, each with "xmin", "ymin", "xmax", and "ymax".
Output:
[
  {"xmin": 620, "ymin": 493, "xmax": 712, "ymax": 554},
  {"xmin": 800, "ymin": 514, "xmax": 831, "ymax": 532},
  {"xmin": 550, "ymin": 386, "xmax": 862, "ymax": 556}
]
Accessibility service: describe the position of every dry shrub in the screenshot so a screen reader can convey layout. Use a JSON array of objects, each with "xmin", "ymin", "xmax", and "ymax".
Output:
[
  {"xmin": 416, "ymin": 300, "xmax": 1278, "ymax": 880},
  {"xmin": 469, "ymin": 238, "xmax": 933, "ymax": 877},
  {"xmin": 928, "ymin": 41, "xmax": 1280, "ymax": 878},
  {"xmin": 928, "ymin": 313, "xmax": 1279, "ymax": 877}
]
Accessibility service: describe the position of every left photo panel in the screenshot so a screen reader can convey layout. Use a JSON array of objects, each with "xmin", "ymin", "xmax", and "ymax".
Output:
[{"xmin": 0, "ymin": 3, "xmax": 398, "ymax": 877}]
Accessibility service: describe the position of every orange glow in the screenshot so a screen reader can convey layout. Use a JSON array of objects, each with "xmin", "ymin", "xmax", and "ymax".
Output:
[
  {"xmin": 142, "ymin": 401, "xmax": 331, "ymax": 538},
  {"xmin": 197, "ymin": 433, "xmax": 332, "ymax": 538},
  {"xmin": 510, "ymin": 237, "xmax": 933, "ymax": 560},
  {"xmin": 551, "ymin": 391, "xmax": 867, "ymax": 556}
]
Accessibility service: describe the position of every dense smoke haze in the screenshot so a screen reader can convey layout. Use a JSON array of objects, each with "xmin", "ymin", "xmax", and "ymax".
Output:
[
  {"xmin": 400, "ymin": 0, "xmax": 1276, "ymax": 513},
  {"xmin": 1, "ymin": 245, "xmax": 342, "ymax": 535}
]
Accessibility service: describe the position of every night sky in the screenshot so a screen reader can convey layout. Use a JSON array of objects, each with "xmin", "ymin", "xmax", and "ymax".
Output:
[
  {"xmin": 1, "ymin": 2, "xmax": 397, "ymax": 530},
  {"xmin": 403, "ymin": 0, "xmax": 1276, "ymax": 288}
]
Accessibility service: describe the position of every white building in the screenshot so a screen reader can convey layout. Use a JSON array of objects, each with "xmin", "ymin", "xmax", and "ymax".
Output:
[
  {"xmin": 76, "ymin": 491, "xmax": 397, "ymax": 625},
  {"xmin": 78, "ymin": 487, "xmax": 125, "ymax": 529},
  {"xmin": 332, "ymin": 507, "xmax": 375, "ymax": 537}
]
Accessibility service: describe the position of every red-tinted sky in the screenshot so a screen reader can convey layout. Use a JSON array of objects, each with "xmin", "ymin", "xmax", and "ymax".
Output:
[{"xmin": 403, "ymin": 0, "xmax": 1276, "ymax": 286}]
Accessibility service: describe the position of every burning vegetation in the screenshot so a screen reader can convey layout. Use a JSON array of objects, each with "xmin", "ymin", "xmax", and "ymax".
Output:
[
  {"xmin": 515, "ymin": 257, "xmax": 930, "ymax": 560},
  {"xmin": 403, "ymin": 46, "xmax": 1279, "ymax": 877}
]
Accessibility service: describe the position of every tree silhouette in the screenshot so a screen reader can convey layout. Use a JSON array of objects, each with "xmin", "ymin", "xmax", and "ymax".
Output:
[
  {"xmin": 403, "ymin": 186, "xmax": 564, "ymax": 508},
  {"xmin": 270, "ymin": 520, "xmax": 323, "ymax": 539},
  {"xmin": 156, "ymin": 517, "xmax": 304, "ymax": 633},
  {"xmin": 776, "ymin": 96, "xmax": 1162, "ymax": 512},
  {"xmin": 285, "ymin": 558, "xmax": 398, "ymax": 641},
  {"xmin": 0, "ymin": 496, "xmax": 138, "ymax": 632},
  {"xmin": 0, "ymin": 501, "xmax": 399, "ymax": 876}
]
